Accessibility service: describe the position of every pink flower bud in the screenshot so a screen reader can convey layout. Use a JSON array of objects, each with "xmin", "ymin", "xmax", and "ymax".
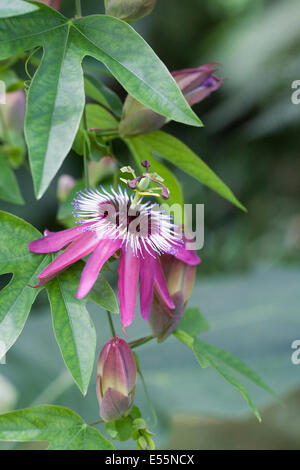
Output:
[
  {"xmin": 149, "ymin": 242, "xmax": 200, "ymax": 342},
  {"xmin": 105, "ymin": 0, "xmax": 156, "ymax": 23},
  {"xmin": 149, "ymin": 291, "xmax": 184, "ymax": 343},
  {"xmin": 172, "ymin": 63, "xmax": 222, "ymax": 107},
  {"xmin": 162, "ymin": 254, "xmax": 197, "ymax": 305},
  {"xmin": 118, "ymin": 63, "xmax": 222, "ymax": 136},
  {"xmin": 57, "ymin": 174, "xmax": 76, "ymax": 202},
  {"xmin": 38, "ymin": 0, "xmax": 62, "ymax": 10},
  {"xmin": 96, "ymin": 337, "xmax": 137, "ymax": 421}
]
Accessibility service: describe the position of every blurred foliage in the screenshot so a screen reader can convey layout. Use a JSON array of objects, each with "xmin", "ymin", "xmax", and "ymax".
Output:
[
  {"xmin": 143, "ymin": 0, "xmax": 300, "ymax": 274},
  {"xmin": 1, "ymin": 0, "xmax": 300, "ymax": 449}
]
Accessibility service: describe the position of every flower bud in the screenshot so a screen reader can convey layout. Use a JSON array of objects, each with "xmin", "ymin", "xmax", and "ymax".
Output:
[
  {"xmin": 105, "ymin": 0, "xmax": 156, "ymax": 23},
  {"xmin": 149, "ymin": 291, "xmax": 184, "ymax": 343},
  {"xmin": 118, "ymin": 94, "xmax": 166, "ymax": 137},
  {"xmin": 118, "ymin": 63, "xmax": 222, "ymax": 136},
  {"xmin": 57, "ymin": 174, "xmax": 76, "ymax": 202},
  {"xmin": 97, "ymin": 337, "xmax": 137, "ymax": 422},
  {"xmin": 172, "ymin": 63, "xmax": 222, "ymax": 107},
  {"xmin": 162, "ymin": 254, "xmax": 197, "ymax": 305},
  {"xmin": 38, "ymin": 0, "xmax": 62, "ymax": 10},
  {"xmin": 149, "ymin": 245, "xmax": 200, "ymax": 342}
]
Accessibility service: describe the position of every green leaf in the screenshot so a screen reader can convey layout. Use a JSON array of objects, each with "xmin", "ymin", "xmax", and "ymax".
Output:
[
  {"xmin": 88, "ymin": 273, "xmax": 119, "ymax": 314},
  {"xmin": 0, "ymin": 152, "xmax": 24, "ymax": 204},
  {"xmin": 129, "ymin": 405, "xmax": 142, "ymax": 420},
  {"xmin": 25, "ymin": 24, "xmax": 85, "ymax": 199},
  {"xmin": 195, "ymin": 339, "xmax": 277, "ymax": 400},
  {"xmin": 175, "ymin": 311, "xmax": 275, "ymax": 412},
  {"xmin": 46, "ymin": 263, "xmax": 97, "ymax": 395},
  {"xmin": 129, "ymin": 131, "xmax": 246, "ymax": 211},
  {"xmin": 84, "ymin": 73, "xmax": 123, "ymax": 118},
  {"xmin": 125, "ymin": 137, "xmax": 184, "ymax": 211},
  {"xmin": 178, "ymin": 307, "xmax": 210, "ymax": 337},
  {"xmin": 86, "ymin": 103, "xmax": 119, "ymax": 130},
  {"xmin": 0, "ymin": 4, "xmax": 200, "ymax": 198},
  {"xmin": 174, "ymin": 329, "xmax": 211, "ymax": 368},
  {"xmin": 2, "ymin": 131, "xmax": 26, "ymax": 168},
  {"xmin": 173, "ymin": 329, "xmax": 195, "ymax": 351},
  {"xmin": 0, "ymin": 0, "xmax": 39, "ymax": 18},
  {"xmin": 193, "ymin": 338, "xmax": 262, "ymax": 421},
  {"xmin": 0, "ymin": 405, "xmax": 114, "ymax": 450},
  {"xmin": 105, "ymin": 417, "xmax": 133, "ymax": 442},
  {"xmin": 0, "ymin": 69, "xmax": 20, "ymax": 90},
  {"xmin": 74, "ymin": 15, "xmax": 201, "ymax": 128},
  {"xmin": 0, "ymin": 211, "xmax": 48, "ymax": 356}
]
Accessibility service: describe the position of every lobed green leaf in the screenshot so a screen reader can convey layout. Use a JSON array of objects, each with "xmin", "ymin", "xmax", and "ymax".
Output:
[
  {"xmin": 0, "ymin": 3, "xmax": 200, "ymax": 198},
  {"xmin": 47, "ymin": 263, "xmax": 97, "ymax": 395},
  {"xmin": 0, "ymin": 405, "xmax": 114, "ymax": 450},
  {"xmin": 0, "ymin": 211, "xmax": 48, "ymax": 356}
]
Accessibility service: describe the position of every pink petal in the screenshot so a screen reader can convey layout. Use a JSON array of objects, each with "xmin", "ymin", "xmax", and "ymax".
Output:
[
  {"xmin": 28, "ymin": 222, "xmax": 94, "ymax": 253},
  {"xmin": 28, "ymin": 272, "xmax": 58, "ymax": 289},
  {"xmin": 37, "ymin": 231, "xmax": 99, "ymax": 281},
  {"xmin": 139, "ymin": 253, "xmax": 156, "ymax": 321},
  {"xmin": 102, "ymin": 342, "xmax": 136, "ymax": 396},
  {"xmin": 173, "ymin": 245, "xmax": 201, "ymax": 266},
  {"xmin": 154, "ymin": 258, "xmax": 175, "ymax": 310},
  {"xmin": 76, "ymin": 238, "xmax": 121, "ymax": 299},
  {"xmin": 100, "ymin": 388, "xmax": 131, "ymax": 422},
  {"xmin": 118, "ymin": 247, "xmax": 140, "ymax": 328}
]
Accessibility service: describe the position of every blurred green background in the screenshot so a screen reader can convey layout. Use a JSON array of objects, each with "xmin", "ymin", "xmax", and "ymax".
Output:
[{"xmin": 1, "ymin": 0, "xmax": 300, "ymax": 449}]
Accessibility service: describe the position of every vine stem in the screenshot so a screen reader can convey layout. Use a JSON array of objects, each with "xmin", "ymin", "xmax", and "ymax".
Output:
[
  {"xmin": 138, "ymin": 369, "xmax": 158, "ymax": 427},
  {"xmin": 75, "ymin": 0, "xmax": 82, "ymax": 17},
  {"xmin": 106, "ymin": 310, "xmax": 116, "ymax": 337},
  {"xmin": 89, "ymin": 419, "xmax": 104, "ymax": 427},
  {"xmin": 0, "ymin": 108, "xmax": 9, "ymax": 143},
  {"xmin": 83, "ymin": 108, "xmax": 90, "ymax": 188},
  {"xmin": 83, "ymin": 141, "xmax": 89, "ymax": 188},
  {"xmin": 129, "ymin": 335, "xmax": 154, "ymax": 349}
]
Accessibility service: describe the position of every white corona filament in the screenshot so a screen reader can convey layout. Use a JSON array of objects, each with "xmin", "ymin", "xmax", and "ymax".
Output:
[{"xmin": 72, "ymin": 186, "xmax": 182, "ymax": 257}]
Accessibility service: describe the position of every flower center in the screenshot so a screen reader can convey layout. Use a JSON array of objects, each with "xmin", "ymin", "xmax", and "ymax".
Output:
[{"xmin": 73, "ymin": 186, "xmax": 181, "ymax": 257}]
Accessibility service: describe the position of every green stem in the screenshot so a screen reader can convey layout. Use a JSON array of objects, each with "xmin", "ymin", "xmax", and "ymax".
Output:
[
  {"xmin": 83, "ymin": 108, "xmax": 90, "ymax": 188},
  {"xmin": 106, "ymin": 310, "xmax": 116, "ymax": 337},
  {"xmin": 83, "ymin": 141, "xmax": 89, "ymax": 188},
  {"xmin": 75, "ymin": 0, "xmax": 82, "ymax": 17},
  {"xmin": 138, "ymin": 369, "xmax": 158, "ymax": 427},
  {"xmin": 129, "ymin": 335, "xmax": 154, "ymax": 349},
  {"xmin": 0, "ymin": 108, "xmax": 9, "ymax": 143},
  {"xmin": 89, "ymin": 419, "xmax": 104, "ymax": 427},
  {"xmin": 130, "ymin": 191, "xmax": 141, "ymax": 209},
  {"xmin": 92, "ymin": 129, "xmax": 119, "ymax": 137}
]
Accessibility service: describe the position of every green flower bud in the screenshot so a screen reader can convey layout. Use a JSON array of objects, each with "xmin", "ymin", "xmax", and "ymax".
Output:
[{"xmin": 105, "ymin": 0, "xmax": 156, "ymax": 23}]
